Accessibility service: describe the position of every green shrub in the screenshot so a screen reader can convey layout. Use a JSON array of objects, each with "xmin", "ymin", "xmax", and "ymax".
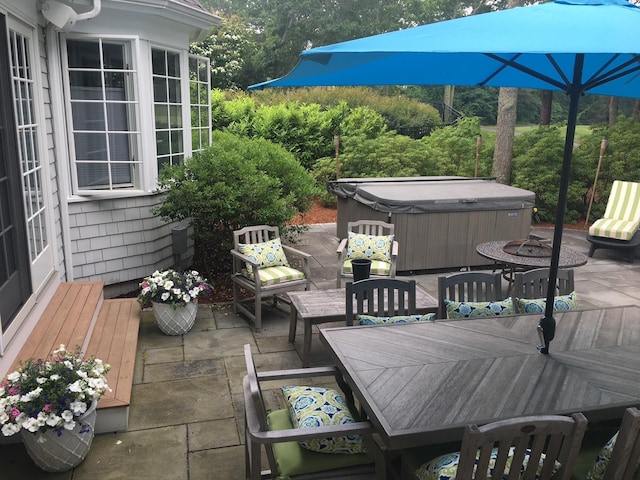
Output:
[
  {"xmin": 512, "ymin": 126, "xmax": 592, "ymax": 224},
  {"xmin": 153, "ymin": 131, "xmax": 316, "ymax": 278}
]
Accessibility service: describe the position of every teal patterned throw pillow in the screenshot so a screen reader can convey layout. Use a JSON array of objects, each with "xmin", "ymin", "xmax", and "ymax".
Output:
[
  {"xmin": 346, "ymin": 232, "xmax": 393, "ymax": 263},
  {"xmin": 415, "ymin": 447, "xmax": 559, "ymax": 480},
  {"xmin": 281, "ymin": 386, "xmax": 366, "ymax": 454},
  {"xmin": 356, "ymin": 313, "xmax": 436, "ymax": 325},
  {"xmin": 586, "ymin": 432, "xmax": 618, "ymax": 480},
  {"xmin": 516, "ymin": 291, "xmax": 578, "ymax": 314},
  {"xmin": 238, "ymin": 238, "xmax": 289, "ymax": 274},
  {"xmin": 445, "ymin": 298, "xmax": 514, "ymax": 319}
]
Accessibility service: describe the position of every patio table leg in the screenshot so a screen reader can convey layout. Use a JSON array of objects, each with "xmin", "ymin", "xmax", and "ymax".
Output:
[{"xmin": 288, "ymin": 308, "xmax": 297, "ymax": 343}]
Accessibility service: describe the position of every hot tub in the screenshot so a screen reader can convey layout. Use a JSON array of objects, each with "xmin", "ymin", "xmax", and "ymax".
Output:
[{"xmin": 329, "ymin": 177, "xmax": 536, "ymax": 272}]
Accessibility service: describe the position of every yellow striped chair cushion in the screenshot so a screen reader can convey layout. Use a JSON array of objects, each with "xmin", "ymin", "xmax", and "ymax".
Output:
[
  {"xmin": 250, "ymin": 266, "xmax": 305, "ymax": 286},
  {"xmin": 343, "ymin": 259, "xmax": 391, "ymax": 276},
  {"xmin": 589, "ymin": 181, "xmax": 640, "ymax": 240}
]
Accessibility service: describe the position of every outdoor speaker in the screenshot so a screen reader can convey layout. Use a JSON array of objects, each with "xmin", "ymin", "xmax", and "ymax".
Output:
[{"xmin": 41, "ymin": 1, "xmax": 78, "ymax": 32}]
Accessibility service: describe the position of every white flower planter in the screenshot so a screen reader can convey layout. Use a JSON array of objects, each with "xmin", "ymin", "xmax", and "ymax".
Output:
[
  {"xmin": 20, "ymin": 400, "xmax": 97, "ymax": 473},
  {"xmin": 152, "ymin": 301, "xmax": 198, "ymax": 335}
]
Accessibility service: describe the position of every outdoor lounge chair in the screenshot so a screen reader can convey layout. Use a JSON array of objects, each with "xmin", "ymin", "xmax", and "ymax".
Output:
[
  {"xmin": 231, "ymin": 225, "xmax": 310, "ymax": 331},
  {"xmin": 336, "ymin": 220, "xmax": 398, "ymax": 288},
  {"xmin": 242, "ymin": 344, "xmax": 385, "ymax": 479},
  {"xmin": 587, "ymin": 180, "xmax": 640, "ymax": 263}
]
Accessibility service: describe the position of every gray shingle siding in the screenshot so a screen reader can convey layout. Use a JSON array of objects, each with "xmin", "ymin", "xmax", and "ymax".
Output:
[{"xmin": 69, "ymin": 195, "xmax": 193, "ymax": 289}]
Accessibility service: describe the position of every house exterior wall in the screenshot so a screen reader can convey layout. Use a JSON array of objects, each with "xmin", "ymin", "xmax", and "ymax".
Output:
[
  {"xmin": 0, "ymin": 0, "xmax": 216, "ymax": 374},
  {"xmin": 68, "ymin": 196, "xmax": 192, "ymax": 294}
]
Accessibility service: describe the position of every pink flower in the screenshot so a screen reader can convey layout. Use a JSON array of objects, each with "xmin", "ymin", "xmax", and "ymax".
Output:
[
  {"xmin": 8, "ymin": 386, "xmax": 19, "ymax": 396},
  {"xmin": 43, "ymin": 404, "xmax": 54, "ymax": 413},
  {"xmin": 10, "ymin": 407, "xmax": 20, "ymax": 419}
]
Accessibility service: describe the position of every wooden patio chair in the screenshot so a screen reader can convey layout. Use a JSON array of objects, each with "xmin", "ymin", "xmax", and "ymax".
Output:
[
  {"xmin": 231, "ymin": 225, "xmax": 310, "ymax": 331},
  {"xmin": 437, "ymin": 271, "xmax": 506, "ymax": 319},
  {"xmin": 336, "ymin": 220, "xmax": 398, "ymax": 288},
  {"xmin": 345, "ymin": 278, "xmax": 434, "ymax": 326},
  {"xmin": 587, "ymin": 180, "xmax": 640, "ymax": 263},
  {"xmin": 575, "ymin": 407, "xmax": 640, "ymax": 480},
  {"xmin": 242, "ymin": 344, "xmax": 385, "ymax": 480},
  {"xmin": 511, "ymin": 268, "xmax": 577, "ymax": 314},
  {"xmin": 414, "ymin": 413, "xmax": 588, "ymax": 480}
]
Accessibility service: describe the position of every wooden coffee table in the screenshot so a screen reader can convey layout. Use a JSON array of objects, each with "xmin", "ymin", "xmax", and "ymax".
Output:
[{"xmin": 288, "ymin": 286, "xmax": 438, "ymax": 366}]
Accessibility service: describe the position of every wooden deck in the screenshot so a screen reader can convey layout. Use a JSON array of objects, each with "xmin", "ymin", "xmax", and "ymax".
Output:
[{"xmin": 9, "ymin": 282, "xmax": 141, "ymax": 433}]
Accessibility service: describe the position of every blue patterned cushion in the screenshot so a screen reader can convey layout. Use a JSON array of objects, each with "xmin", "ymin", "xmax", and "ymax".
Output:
[
  {"xmin": 281, "ymin": 386, "xmax": 366, "ymax": 454},
  {"xmin": 445, "ymin": 298, "xmax": 514, "ymax": 319},
  {"xmin": 346, "ymin": 232, "xmax": 393, "ymax": 263},
  {"xmin": 516, "ymin": 291, "xmax": 578, "ymax": 314},
  {"xmin": 356, "ymin": 313, "xmax": 436, "ymax": 325},
  {"xmin": 238, "ymin": 238, "xmax": 289, "ymax": 273},
  {"xmin": 415, "ymin": 447, "xmax": 559, "ymax": 480},
  {"xmin": 586, "ymin": 432, "xmax": 618, "ymax": 480}
]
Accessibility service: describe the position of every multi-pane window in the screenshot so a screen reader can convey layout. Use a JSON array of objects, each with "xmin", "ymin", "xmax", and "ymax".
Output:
[
  {"xmin": 66, "ymin": 38, "xmax": 140, "ymax": 191},
  {"xmin": 152, "ymin": 48, "xmax": 183, "ymax": 170},
  {"xmin": 189, "ymin": 55, "xmax": 211, "ymax": 153},
  {"xmin": 10, "ymin": 30, "xmax": 47, "ymax": 260}
]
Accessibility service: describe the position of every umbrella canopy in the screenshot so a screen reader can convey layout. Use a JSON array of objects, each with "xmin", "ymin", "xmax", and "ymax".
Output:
[{"xmin": 250, "ymin": 0, "xmax": 640, "ymax": 354}]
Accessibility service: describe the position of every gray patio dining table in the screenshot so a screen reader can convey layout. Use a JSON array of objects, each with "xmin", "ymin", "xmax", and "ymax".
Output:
[{"xmin": 320, "ymin": 306, "xmax": 640, "ymax": 451}]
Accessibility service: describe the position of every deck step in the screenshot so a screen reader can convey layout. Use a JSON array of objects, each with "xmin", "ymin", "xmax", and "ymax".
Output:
[{"xmin": 8, "ymin": 282, "xmax": 141, "ymax": 434}]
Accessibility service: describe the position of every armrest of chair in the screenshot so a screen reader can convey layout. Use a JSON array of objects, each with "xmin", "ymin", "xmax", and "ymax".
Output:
[
  {"xmin": 257, "ymin": 365, "xmax": 340, "ymax": 381},
  {"xmin": 230, "ymin": 249, "xmax": 261, "ymax": 275},
  {"xmin": 336, "ymin": 238, "xmax": 348, "ymax": 256}
]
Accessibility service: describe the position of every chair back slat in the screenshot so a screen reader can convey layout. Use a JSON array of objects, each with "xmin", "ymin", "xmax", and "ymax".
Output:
[
  {"xmin": 233, "ymin": 225, "xmax": 279, "ymax": 248},
  {"xmin": 511, "ymin": 268, "xmax": 575, "ymax": 313},
  {"xmin": 349, "ymin": 219, "xmax": 395, "ymax": 237},
  {"xmin": 346, "ymin": 278, "xmax": 417, "ymax": 326},
  {"xmin": 437, "ymin": 272, "xmax": 503, "ymax": 319},
  {"xmin": 455, "ymin": 413, "xmax": 587, "ymax": 480}
]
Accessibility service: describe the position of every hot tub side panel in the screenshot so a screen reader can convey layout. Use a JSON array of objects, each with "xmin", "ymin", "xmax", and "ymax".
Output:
[{"xmin": 391, "ymin": 207, "xmax": 532, "ymax": 271}]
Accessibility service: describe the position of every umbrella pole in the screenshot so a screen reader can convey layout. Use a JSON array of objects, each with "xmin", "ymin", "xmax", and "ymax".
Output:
[{"xmin": 539, "ymin": 54, "xmax": 584, "ymax": 355}]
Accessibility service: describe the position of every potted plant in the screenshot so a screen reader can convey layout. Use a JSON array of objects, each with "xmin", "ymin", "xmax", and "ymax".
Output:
[
  {"xmin": 138, "ymin": 269, "xmax": 212, "ymax": 335},
  {"xmin": 0, "ymin": 345, "xmax": 110, "ymax": 472}
]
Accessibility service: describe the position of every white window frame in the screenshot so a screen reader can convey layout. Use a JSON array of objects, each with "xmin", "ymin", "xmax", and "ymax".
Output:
[
  {"xmin": 188, "ymin": 54, "xmax": 211, "ymax": 154},
  {"xmin": 61, "ymin": 34, "xmax": 144, "ymax": 195}
]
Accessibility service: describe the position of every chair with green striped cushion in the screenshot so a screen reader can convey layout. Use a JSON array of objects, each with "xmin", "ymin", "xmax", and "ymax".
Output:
[
  {"xmin": 587, "ymin": 181, "xmax": 640, "ymax": 262},
  {"xmin": 242, "ymin": 344, "xmax": 385, "ymax": 480},
  {"xmin": 337, "ymin": 220, "xmax": 399, "ymax": 287},
  {"xmin": 231, "ymin": 225, "xmax": 311, "ymax": 332}
]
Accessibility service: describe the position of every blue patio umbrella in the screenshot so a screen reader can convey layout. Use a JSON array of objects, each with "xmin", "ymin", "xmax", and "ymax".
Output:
[{"xmin": 250, "ymin": 0, "xmax": 640, "ymax": 354}]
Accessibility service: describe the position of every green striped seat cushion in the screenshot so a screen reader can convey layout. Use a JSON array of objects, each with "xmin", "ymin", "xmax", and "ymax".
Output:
[
  {"xmin": 343, "ymin": 259, "xmax": 391, "ymax": 276},
  {"xmin": 267, "ymin": 409, "xmax": 372, "ymax": 477},
  {"xmin": 589, "ymin": 181, "xmax": 640, "ymax": 240},
  {"xmin": 243, "ymin": 265, "xmax": 305, "ymax": 286}
]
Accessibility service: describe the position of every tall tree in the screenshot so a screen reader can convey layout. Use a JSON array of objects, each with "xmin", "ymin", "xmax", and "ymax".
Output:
[
  {"xmin": 492, "ymin": 0, "xmax": 523, "ymax": 185},
  {"xmin": 540, "ymin": 90, "xmax": 553, "ymax": 125}
]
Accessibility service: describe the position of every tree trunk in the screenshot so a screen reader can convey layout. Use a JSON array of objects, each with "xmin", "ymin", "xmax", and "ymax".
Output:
[
  {"xmin": 443, "ymin": 85, "xmax": 455, "ymax": 124},
  {"xmin": 607, "ymin": 96, "xmax": 619, "ymax": 125},
  {"xmin": 492, "ymin": 0, "xmax": 523, "ymax": 185},
  {"xmin": 540, "ymin": 90, "xmax": 552, "ymax": 125},
  {"xmin": 493, "ymin": 87, "xmax": 518, "ymax": 184}
]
